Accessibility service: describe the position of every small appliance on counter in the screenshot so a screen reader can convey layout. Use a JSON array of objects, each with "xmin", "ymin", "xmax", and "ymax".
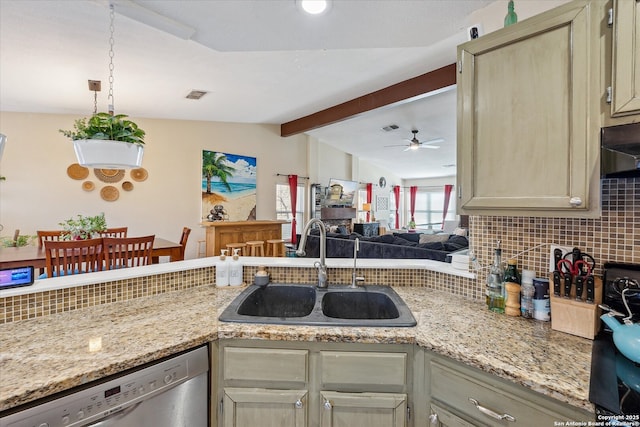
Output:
[{"xmin": 589, "ymin": 262, "xmax": 640, "ymax": 422}]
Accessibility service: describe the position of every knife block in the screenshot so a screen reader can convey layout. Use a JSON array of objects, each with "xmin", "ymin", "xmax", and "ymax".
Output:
[{"xmin": 549, "ymin": 274, "xmax": 602, "ymax": 339}]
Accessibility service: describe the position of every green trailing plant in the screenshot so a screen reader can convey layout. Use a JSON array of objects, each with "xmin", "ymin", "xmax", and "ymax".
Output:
[
  {"xmin": 1, "ymin": 234, "xmax": 36, "ymax": 248},
  {"xmin": 59, "ymin": 213, "xmax": 107, "ymax": 240},
  {"xmin": 59, "ymin": 112, "xmax": 145, "ymax": 145}
]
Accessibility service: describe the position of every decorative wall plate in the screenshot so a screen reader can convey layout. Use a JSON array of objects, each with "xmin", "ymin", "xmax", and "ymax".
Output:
[
  {"xmin": 122, "ymin": 181, "xmax": 134, "ymax": 191},
  {"xmin": 100, "ymin": 185, "xmax": 119, "ymax": 201},
  {"xmin": 130, "ymin": 167, "xmax": 148, "ymax": 182},
  {"xmin": 67, "ymin": 163, "xmax": 89, "ymax": 180},
  {"xmin": 82, "ymin": 181, "xmax": 95, "ymax": 191},
  {"xmin": 94, "ymin": 168, "xmax": 125, "ymax": 183}
]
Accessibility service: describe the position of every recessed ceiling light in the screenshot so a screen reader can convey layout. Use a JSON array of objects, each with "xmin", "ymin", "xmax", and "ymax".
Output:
[{"xmin": 299, "ymin": 0, "xmax": 329, "ymax": 15}]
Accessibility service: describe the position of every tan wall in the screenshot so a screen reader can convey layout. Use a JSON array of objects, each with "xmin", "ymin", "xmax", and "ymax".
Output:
[{"xmin": 0, "ymin": 112, "xmax": 308, "ymax": 259}]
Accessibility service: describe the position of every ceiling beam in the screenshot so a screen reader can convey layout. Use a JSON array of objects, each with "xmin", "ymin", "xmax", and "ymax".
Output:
[{"xmin": 280, "ymin": 63, "xmax": 456, "ymax": 137}]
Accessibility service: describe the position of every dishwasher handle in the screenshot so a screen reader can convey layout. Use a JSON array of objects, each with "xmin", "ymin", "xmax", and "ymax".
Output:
[{"xmin": 85, "ymin": 402, "xmax": 142, "ymax": 426}]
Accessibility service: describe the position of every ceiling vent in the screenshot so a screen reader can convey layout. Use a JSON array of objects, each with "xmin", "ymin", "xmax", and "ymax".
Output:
[
  {"xmin": 381, "ymin": 124, "xmax": 399, "ymax": 132},
  {"xmin": 186, "ymin": 90, "xmax": 208, "ymax": 100}
]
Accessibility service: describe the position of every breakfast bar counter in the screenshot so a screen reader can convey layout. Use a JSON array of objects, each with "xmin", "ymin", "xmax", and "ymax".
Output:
[{"xmin": 0, "ymin": 284, "xmax": 593, "ymax": 414}]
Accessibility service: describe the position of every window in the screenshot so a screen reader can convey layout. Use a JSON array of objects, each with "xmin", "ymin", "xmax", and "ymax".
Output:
[
  {"xmin": 276, "ymin": 183, "xmax": 305, "ymax": 240},
  {"xmin": 411, "ymin": 186, "xmax": 456, "ymax": 230}
]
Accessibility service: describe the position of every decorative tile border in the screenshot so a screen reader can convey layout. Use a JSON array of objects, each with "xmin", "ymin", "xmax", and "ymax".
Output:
[{"xmin": 0, "ymin": 267, "xmax": 214, "ymax": 324}]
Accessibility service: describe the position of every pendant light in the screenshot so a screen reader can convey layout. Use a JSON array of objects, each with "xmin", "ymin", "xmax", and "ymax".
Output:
[{"xmin": 59, "ymin": 3, "xmax": 146, "ymax": 169}]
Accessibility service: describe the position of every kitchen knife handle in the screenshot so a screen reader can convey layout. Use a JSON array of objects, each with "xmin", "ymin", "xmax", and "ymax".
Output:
[
  {"xmin": 563, "ymin": 272, "xmax": 572, "ymax": 298},
  {"xmin": 585, "ymin": 276, "xmax": 595, "ymax": 303},
  {"xmin": 553, "ymin": 271, "xmax": 562, "ymax": 296},
  {"xmin": 575, "ymin": 276, "xmax": 584, "ymax": 301}
]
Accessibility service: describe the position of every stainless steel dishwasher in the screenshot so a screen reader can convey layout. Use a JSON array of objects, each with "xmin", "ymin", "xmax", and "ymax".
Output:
[{"xmin": 0, "ymin": 345, "xmax": 209, "ymax": 427}]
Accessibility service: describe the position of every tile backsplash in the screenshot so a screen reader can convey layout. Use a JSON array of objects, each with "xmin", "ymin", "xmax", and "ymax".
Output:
[{"xmin": 466, "ymin": 178, "xmax": 639, "ymax": 298}]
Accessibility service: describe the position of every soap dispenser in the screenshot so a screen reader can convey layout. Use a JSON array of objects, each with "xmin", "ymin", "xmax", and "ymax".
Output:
[
  {"xmin": 216, "ymin": 249, "xmax": 230, "ymax": 287},
  {"xmin": 229, "ymin": 248, "xmax": 244, "ymax": 287}
]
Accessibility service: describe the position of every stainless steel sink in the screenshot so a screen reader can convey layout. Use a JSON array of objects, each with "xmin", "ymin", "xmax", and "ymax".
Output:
[{"xmin": 219, "ymin": 284, "xmax": 416, "ymax": 327}]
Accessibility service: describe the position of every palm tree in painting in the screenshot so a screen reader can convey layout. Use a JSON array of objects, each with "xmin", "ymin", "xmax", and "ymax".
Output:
[{"xmin": 202, "ymin": 151, "xmax": 236, "ymax": 194}]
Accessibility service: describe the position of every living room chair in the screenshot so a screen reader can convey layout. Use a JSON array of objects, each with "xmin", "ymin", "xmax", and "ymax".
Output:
[
  {"xmin": 103, "ymin": 235, "xmax": 155, "ymax": 269},
  {"xmin": 43, "ymin": 238, "xmax": 104, "ymax": 278}
]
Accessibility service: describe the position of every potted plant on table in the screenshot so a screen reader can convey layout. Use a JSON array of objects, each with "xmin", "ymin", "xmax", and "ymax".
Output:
[
  {"xmin": 59, "ymin": 213, "xmax": 107, "ymax": 240},
  {"xmin": 59, "ymin": 113, "xmax": 146, "ymax": 169}
]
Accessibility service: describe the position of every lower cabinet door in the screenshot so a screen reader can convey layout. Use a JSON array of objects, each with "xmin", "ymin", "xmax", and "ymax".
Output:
[
  {"xmin": 429, "ymin": 403, "xmax": 487, "ymax": 427},
  {"xmin": 320, "ymin": 391, "xmax": 406, "ymax": 427},
  {"xmin": 223, "ymin": 387, "xmax": 308, "ymax": 427}
]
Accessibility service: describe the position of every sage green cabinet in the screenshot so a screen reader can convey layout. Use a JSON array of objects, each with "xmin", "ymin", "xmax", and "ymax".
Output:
[
  {"xmin": 217, "ymin": 341, "xmax": 413, "ymax": 427},
  {"xmin": 456, "ymin": 0, "xmax": 603, "ymax": 217},
  {"xmin": 320, "ymin": 391, "xmax": 407, "ymax": 427},
  {"xmin": 429, "ymin": 403, "xmax": 483, "ymax": 427},
  {"xmin": 425, "ymin": 354, "xmax": 594, "ymax": 427},
  {"xmin": 223, "ymin": 388, "xmax": 308, "ymax": 427},
  {"xmin": 609, "ymin": 0, "xmax": 640, "ymax": 118}
]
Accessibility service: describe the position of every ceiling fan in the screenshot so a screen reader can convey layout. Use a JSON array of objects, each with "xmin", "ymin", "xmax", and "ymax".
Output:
[{"xmin": 385, "ymin": 130, "xmax": 443, "ymax": 151}]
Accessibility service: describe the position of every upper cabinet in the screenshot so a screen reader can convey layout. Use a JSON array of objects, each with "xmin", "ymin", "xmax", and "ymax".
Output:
[
  {"xmin": 456, "ymin": 0, "xmax": 604, "ymax": 218},
  {"xmin": 607, "ymin": 0, "xmax": 640, "ymax": 120}
]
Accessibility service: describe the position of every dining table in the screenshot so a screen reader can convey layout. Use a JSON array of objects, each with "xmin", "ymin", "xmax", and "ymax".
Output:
[{"xmin": 0, "ymin": 237, "xmax": 183, "ymax": 270}]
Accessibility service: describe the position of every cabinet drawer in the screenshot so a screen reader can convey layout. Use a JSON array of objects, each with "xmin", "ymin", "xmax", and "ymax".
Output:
[
  {"xmin": 430, "ymin": 361, "xmax": 567, "ymax": 426},
  {"xmin": 320, "ymin": 351, "xmax": 406, "ymax": 388},
  {"xmin": 224, "ymin": 347, "xmax": 308, "ymax": 383}
]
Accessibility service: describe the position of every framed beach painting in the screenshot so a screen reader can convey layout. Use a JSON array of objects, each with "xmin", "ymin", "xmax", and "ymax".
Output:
[{"xmin": 202, "ymin": 150, "xmax": 257, "ymax": 221}]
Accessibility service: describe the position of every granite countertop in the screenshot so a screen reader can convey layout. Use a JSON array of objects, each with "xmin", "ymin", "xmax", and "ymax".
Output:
[{"xmin": 0, "ymin": 285, "xmax": 593, "ymax": 413}]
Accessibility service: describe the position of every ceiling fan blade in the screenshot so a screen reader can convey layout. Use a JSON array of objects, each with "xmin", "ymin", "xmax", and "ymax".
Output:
[
  {"xmin": 420, "ymin": 138, "xmax": 444, "ymax": 145},
  {"xmin": 384, "ymin": 144, "xmax": 410, "ymax": 148},
  {"xmin": 419, "ymin": 145, "xmax": 440, "ymax": 149},
  {"xmin": 403, "ymin": 146, "xmax": 412, "ymax": 152}
]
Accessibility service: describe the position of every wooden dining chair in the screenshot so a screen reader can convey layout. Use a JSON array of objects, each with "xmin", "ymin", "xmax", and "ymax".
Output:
[
  {"xmin": 100, "ymin": 227, "xmax": 128, "ymax": 238},
  {"xmin": 103, "ymin": 235, "xmax": 155, "ymax": 269},
  {"xmin": 179, "ymin": 227, "xmax": 191, "ymax": 260},
  {"xmin": 37, "ymin": 230, "xmax": 69, "ymax": 247},
  {"xmin": 43, "ymin": 238, "xmax": 104, "ymax": 278}
]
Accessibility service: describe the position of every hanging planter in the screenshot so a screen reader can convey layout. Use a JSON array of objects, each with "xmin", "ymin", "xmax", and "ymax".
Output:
[
  {"xmin": 61, "ymin": 113, "xmax": 145, "ymax": 169},
  {"xmin": 59, "ymin": 4, "xmax": 146, "ymax": 170},
  {"xmin": 73, "ymin": 139, "xmax": 143, "ymax": 169}
]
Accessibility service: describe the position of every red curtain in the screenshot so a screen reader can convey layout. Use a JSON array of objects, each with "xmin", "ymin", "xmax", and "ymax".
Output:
[
  {"xmin": 393, "ymin": 185, "xmax": 400, "ymax": 229},
  {"xmin": 409, "ymin": 186, "xmax": 417, "ymax": 225},
  {"xmin": 442, "ymin": 184, "xmax": 453, "ymax": 229},
  {"xmin": 288, "ymin": 175, "xmax": 298, "ymax": 244},
  {"xmin": 366, "ymin": 183, "xmax": 373, "ymax": 222}
]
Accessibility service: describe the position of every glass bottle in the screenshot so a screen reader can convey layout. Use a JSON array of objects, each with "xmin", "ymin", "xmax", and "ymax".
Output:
[
  {"xmin": 486, "ymin": 243, "xmax": 505, "ymax": 313},
  {"xmin": 504, "ymin": 259, "xmax": 521, "ymax": 316},
  {"xmin": 520, "ymin": 269, "xmax": 535, "ymax": 319},
  {"xmin": 504, "ymin": 0, "xmax": 518, "ymax": 27}
]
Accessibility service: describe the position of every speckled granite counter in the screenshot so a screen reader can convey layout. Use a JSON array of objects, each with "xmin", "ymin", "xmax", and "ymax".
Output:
[{"xmin": 0, "ymin": 285, "xmax": 593, "ymax": 413}]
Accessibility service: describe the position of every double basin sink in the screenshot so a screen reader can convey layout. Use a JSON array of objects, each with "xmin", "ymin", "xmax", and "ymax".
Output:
[{"xmin": 219, "ymin": 283, "xmax": 417, "ymax": 327}]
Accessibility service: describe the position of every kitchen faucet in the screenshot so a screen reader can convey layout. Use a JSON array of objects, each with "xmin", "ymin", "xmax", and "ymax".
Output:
[
  {"xmin": 296, "ymin": 218, "xmax": 328, "ymax": 288},
  {"xmin": 351, "ymin": 237, "xmax": 365, "ymax": 288}
]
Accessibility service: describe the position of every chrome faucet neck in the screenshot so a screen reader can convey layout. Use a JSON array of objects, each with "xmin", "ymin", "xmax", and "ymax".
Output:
[{"xmin": 296, "ymin": 218, "xmax": 328, "ymax": 288}]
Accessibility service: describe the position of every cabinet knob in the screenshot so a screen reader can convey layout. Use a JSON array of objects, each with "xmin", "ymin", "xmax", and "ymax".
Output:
[
  {"xmin": 428, "ymin": 413, "xmax": 439, "ymax": 426},
  {"xmin": 469, "ymin": 398, "xmax": 516, "ymax": 422},
  {"xmin": 323, "ymin": 400, "xmax": 332, "ymax": 410},
  {"xmin": 569, "ymin": 197, "xmax": 583, "ymax": 207},
  {"xmin": 295, "ymin": 399, "xmax": 303, "ymax": 409}
]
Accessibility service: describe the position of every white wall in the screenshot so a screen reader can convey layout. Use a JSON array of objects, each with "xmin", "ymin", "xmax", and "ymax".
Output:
[{"xmin": 0, "ymin": 112, "xmax": 307, "ymax": 259}]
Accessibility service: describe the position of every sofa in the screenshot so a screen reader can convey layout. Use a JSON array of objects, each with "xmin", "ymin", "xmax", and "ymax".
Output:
[{"xmin": 300, "ymin": 230, "xmax": 469, "ymax": 262}]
